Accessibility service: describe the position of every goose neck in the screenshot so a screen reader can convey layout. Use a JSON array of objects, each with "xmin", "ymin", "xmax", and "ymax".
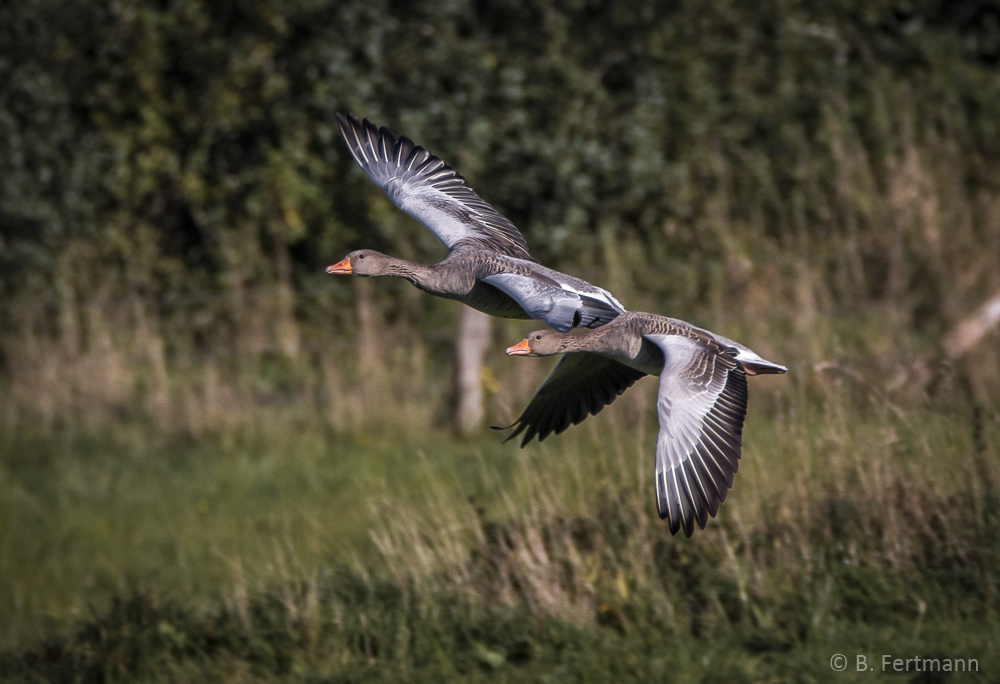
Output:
[
  {"xmin": 381, "ymin": 257, "xmax": 434, "ymax": 285},
  {"xmin": 560, "ymin": 325, "xmax": 628, "ymax": 356}
]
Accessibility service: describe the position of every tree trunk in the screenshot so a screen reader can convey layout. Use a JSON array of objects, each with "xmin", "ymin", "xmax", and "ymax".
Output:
[
  {"xmin": 274, "ymin": 235, "xmax": 300, "ymax": 358},
  {"xmin": 454, "ymin": 307, "xmax": 492, "ymax": 435}
]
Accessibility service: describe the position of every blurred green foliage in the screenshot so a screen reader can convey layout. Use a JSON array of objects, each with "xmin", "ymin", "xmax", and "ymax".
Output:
[{"xmin": 3, "ymin": 0, "xmax": 1000, "ymax": 319}]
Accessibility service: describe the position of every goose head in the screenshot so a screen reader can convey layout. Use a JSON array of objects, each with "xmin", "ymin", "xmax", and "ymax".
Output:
[
  {"xmin": 506, "ymin": 330, "xmax": 569, "ymax": 357},
  {"xmin": 326, "ymin": 250, "xmax": 392, "ymax": 277}
]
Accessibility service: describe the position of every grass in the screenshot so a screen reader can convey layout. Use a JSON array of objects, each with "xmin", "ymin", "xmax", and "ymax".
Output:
[
  {"xmin": 0, "ymin": 420, "xmax": 524, "ymax": 647},
  {"xmin": 1, "ymin": 360, "xmax": 998, "ymax": 681}
]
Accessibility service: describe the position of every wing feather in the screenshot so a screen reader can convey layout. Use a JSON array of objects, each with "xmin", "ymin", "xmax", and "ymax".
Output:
[
  {"xmin": 337, "ymin": 113, "xmax": 533, "ymax": 260},
  {"xmin": 497, "ymin": 353, "xmax": 647, "ymax": 447},
  {"xmin": 645, "ymin": 334, "xmax": 749, "ymax": 538}
]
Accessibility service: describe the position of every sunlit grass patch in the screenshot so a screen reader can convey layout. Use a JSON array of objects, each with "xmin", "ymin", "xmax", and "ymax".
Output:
[{"xmin": 0, "ymin": 422, "xmax": 523, "ymax": 647}]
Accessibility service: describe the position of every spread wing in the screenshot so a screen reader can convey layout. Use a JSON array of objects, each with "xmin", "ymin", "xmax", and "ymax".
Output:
[
  {"xmin": 645, "ymin": 334, "xmax": 748, "ymax": 538},
  {"xmin": 496, "ymin": 353, "xmax": 648, "ymax": 446},
  {"xmin": 337, "ymin": 113, "xmax": 534, "ymax": 260}
]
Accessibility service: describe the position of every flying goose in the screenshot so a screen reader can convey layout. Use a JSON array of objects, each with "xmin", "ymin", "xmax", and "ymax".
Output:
[
  {"xmin": 327, "ymin": 114, "xmax": 624, "ymax": 331},
  {"xmin": 503, "ymin": 311, "xmax": 787, "ymax": 537}
]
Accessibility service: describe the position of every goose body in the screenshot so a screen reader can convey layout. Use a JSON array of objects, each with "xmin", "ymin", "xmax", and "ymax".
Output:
[
  {"xmin": 503, "ymin": 311, "xmax": 787, "ymax": 537},
  {"xmin": 327, "ymin": 114, "xmax": 624, "ymax": 331}
]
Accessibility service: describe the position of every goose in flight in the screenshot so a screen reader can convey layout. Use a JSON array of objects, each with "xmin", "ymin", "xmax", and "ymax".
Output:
[
  {"xmin": 327, "ymin": 114, "xmax": 624, "ymax": 331},
  {"xmin": 503, "ymin": 311, "xmax": 786, "ymax": 537}
]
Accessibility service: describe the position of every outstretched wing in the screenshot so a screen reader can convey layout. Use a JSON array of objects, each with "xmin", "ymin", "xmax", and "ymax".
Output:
[
  {"xmin": 337, "ymin": 113, "xmax": 533, "ymax": 260},
  {"xmin": 496, "ymin": 353, "xmax": 647, "ymax": 446},
  {"xmin": 645, "ymin": 334, "xmax": 748, "ymax": 538}
]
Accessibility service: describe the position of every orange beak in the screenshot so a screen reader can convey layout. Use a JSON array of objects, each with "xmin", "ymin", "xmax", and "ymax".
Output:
[
  {"xmin": 326, "ymin": 256, "xmax": 352, "ymax": 275},
  {"xmin": 505, "ymin": 338, "xmax": 532, "ymax": 356}
]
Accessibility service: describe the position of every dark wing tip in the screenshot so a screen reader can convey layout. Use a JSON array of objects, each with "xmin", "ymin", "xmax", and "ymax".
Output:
[
  {"xmin": 336, "ymin": 112, "xmax": 401, "ymax": 167},
  {"xmin": 491, "ymin": 421, "xmax": 532, "ymax": 446},
  {"xmin": 336, "ymin": 112, "xmax": 374, "ymax": 167},
  {"xmin": 335, "ymin": 111, "xmax": 363, "ymax": 139},
  {"xmin": 509, "ymin": 357, "xmax": 646, "ymax": 449}
]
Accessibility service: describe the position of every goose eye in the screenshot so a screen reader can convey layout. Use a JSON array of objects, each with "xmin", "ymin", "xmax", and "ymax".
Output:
[
  {"xmin": 535, "ymin": 335, "xmax": 542, "ymax": 340},
  {"xmin": 357, "ymin": 254, "xmax": 365, "ymax": 260}
]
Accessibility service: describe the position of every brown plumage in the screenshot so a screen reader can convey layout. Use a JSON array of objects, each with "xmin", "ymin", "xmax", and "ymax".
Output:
[
  {"xmin": 502, "ymin": 311, "xmax": 787, "ymax": 537},
  {"xmin": 328, "ymin": 114, "xmax": 625, "ymax": 332}
]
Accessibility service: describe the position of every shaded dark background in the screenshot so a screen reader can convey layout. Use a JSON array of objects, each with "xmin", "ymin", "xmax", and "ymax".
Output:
[{"xmin": 3, "ymin": 0, "xmax": 1000, "ymax": 381}]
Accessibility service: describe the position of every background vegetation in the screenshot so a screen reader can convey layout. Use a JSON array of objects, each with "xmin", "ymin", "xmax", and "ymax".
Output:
[{"xmin": 1, "ymin": 0, "xmax": 999, "ymax": 680}]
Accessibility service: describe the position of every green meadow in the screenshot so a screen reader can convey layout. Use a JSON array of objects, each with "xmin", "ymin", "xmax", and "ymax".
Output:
[{"xmin": 2, "ymin": 342, "xmax": 998, "ymax": 681}]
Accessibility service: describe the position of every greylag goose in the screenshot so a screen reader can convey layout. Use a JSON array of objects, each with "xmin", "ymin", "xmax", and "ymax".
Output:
[
  {"xmin": 503, "ymin": 311, "xmax": 786, "ymax": 537},
  {"xmin": 327, "ymin": 114, "xmax": 624, "ymax": 331}
]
